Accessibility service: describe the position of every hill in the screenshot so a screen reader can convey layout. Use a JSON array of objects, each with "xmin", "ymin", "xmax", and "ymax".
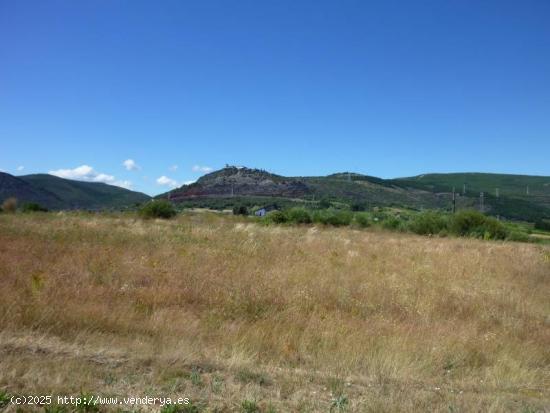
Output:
[
  {"xmin": 0, "ymin": 172, "xmax": 150, "ymax": 210},
  {"xmin": 160, "ymin": 166, "xmax": 463, "ymax": 210},
  {"xmin": 393, "ymin": 173, "xmax": 550, "ymax": 221},
  {"xmin": 165, "ymin": 166, "xmax": 309, "ymax": 201},
  {"xmin": 159, "ymin": 167, "xmax": 550, "ymax": 222},
  {"xmin": 0, "ymin": 172, "xmax": 63, "ymax": 208},
  {"xmin": 393, "ymin": 172, "xmax": 550, "ymax": 198}
]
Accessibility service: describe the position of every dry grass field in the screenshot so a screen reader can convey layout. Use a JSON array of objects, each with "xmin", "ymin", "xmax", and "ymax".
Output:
[{"xmin": 0, "ymin": 212, "xmax": 549, "ymax": 412}]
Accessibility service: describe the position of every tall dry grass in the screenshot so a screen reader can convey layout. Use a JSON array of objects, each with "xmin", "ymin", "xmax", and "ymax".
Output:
[{"xmin": 0, "ymin": 212, "xmax": 548, "ymax": 412}]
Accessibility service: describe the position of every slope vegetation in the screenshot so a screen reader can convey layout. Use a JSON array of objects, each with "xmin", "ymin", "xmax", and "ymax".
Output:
[
  {"xmin": 161, "ymin": 167, "xmax": 550, "ymax": 222},
  {"xmin": 0, "ymin": 172, "xmax": 150, "ymax": 210}
]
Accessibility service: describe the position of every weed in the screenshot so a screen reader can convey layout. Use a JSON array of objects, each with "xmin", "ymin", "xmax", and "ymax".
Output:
[
  {"xmin": 236, "ymin": 369, "xmax": 271, "ymax": 386},
  {"xmin": 210, "ymin": 375, "xmax": 224, "ymax": 394},
  {"xmin": 43, "ymin": 407, "xmax": 69, "ymax": 413},
  {"xmin": 0, "ymin": 390, "xmax": 10, "ymax": 408},
  {"xmin": 188, "ymin": 370, "xmax": 203, "ymax": 387},
  {"xmin": 75, "ymin": 393, "xmax": 100, "ymax": 413},
  {"xmin": 160, "ymin": 402, "xmax": 201, "ymax": 413},
  {"xmin": 330, "ymin": 394, "xmax": 349, "ymax": 412},
  {"xmin": 241, "ymin": 399, "xmax": 260, "ymax": 413}
]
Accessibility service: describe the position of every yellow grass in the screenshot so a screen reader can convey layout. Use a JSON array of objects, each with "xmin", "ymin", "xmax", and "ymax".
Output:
[{"xmin": 0, "ymin": 212, "xmax": 549, "ymax": 412}]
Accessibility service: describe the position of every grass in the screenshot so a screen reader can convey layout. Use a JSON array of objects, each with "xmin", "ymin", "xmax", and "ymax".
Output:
[{"xmin": 0, "ymin": 212, "xmax": 549, "ymax": 412}]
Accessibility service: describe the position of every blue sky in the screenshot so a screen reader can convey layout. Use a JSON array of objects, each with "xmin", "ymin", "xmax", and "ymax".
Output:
[{"xmin": 1, "ymin": 0, "xmax": 549, "ymax": 195}]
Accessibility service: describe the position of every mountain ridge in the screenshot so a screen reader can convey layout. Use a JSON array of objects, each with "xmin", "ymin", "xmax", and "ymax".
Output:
[
  {"xmin": 158, "ymin": 167, "xmax": 550, "ymax": 222},
  {"xmin": 3, "ymin": 167, "xmax": 550, "ymax": 222},
  {"xmin": 0, "ymin": 172, "xmax": 150, "ymax": 210}
]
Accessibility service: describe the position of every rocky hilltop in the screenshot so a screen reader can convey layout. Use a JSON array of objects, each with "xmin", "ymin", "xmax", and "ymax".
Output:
[{"xmin": 167, "ymin": 166, "xmax": 310, "ymax": 201}]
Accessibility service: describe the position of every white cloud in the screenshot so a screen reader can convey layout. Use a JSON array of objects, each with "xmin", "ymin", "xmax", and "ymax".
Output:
[
  {"xmin": 169, "ymin": 164, "xmax": 178, "ymax": 172},
  {"xmin": 183, "ymin": 180, "xmax": 196, "ymax": 185},
  {"xmin": 156, "ymin": 175, "xmax": 178, "ymax": 188},
  {"xmin": 49, "ymin": 165, "xmax": 133, "ymax": 189},
  {"xmin": 192, "ymin": 165, "xmax": 213, "ymax": 173},
  {"xmin": 123, "ymin": 159, "xmax": 140, "ymax": 171},
  {"xmin": 113, "ymin": 180, "xmax": 133, "ymax": 189},
  {"xmin": 17, "ymin": 165, "xmax": 25, "ymax": 171}
]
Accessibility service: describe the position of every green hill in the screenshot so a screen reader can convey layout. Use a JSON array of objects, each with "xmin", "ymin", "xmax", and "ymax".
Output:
[
  {"xmin": 392, "ymin": 173, "xmax": 550, "ymax": 221},
  {"xmin": 159, "ymin": 167, "xmax": 550, "ymax": 223},
  {"xmin": 0, "ymin": 172, "xmax": 62, "ymax": 208},
  {"xmin": 1, "ymin": 173, "xmax": 150, "ymax": 210},
  {"xmin": 393, "ymin": 172, "xmax": 550, "ymax": 198}
]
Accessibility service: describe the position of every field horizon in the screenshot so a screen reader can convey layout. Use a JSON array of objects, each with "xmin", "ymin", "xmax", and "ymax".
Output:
[{"xmin": 1, "ymin": 212, "xmax": 548, "ymax": 412}]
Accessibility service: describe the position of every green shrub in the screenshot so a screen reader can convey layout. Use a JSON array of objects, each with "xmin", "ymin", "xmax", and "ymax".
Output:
[
  {"xmin": 312, "ymin": 209, "xmax": 352, "ymax": 226},
  {"xmin": 449, "ymin": 210, "xmax": 508, "ymax": 240},
  {"xmin": 21, "ymin": 202, "xmax": 48, "ymax": 212},
  {"xmin": 241, "ymin": 400, "xmax": 260, "ymax": 413},
  {"xmin": 408, "ymin": 211, "xmax": 448, "ymax": 235},
  {"xmin": 318, "ymin": 198, "xmax": 332, "ymax": 209},
  {"xmin": 1, "ymin": 197, "xmax": 17, "ymax": 213},
  {"xmin": 265, "ymin": 210, "xmax": 288, "ymax": 224},
  {"xmin": 534, "ymin": 219, "xmax": 550, "ymax": 231},
  {"xmin": 0, "ymin": 390, "xmax": 10, "ymax": 408},
  {"xmin": 160, "ymin": 403, "xmax": 201, "ymax": 413},
  {"xmin": 354, "ymin": 212, "xmax": 371, "ymax": 228},
  {"xmin": 138, "ymin": 200, "xmax": 177, "ymax": 219},
  {"xmin": 286, "ymin": 207, "xmax": 312, "ymax": 224},
  {"xmin": 381, "ymin": 216, "xmax": 402, "ymax": 230},
  {"xmin": 350, "ymin": 202, "xmax": 367, "ymax": 211},
  {"xmin": 449, "ymin": 210, "xmax": 486, "ymax": 236},
  {"xmin": 233, "ymin": 205, "xmax": 248, "ymax": 215},
  {"xmin": 506, "ymin": 231, "xmax": 530, "ymax": 242}
]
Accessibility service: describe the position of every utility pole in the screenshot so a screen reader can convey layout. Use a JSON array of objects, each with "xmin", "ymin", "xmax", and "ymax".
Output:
[
  {"xmin": 463, "ymin": 183, "xmax": 466, "ymax": 195},
  {"xmin": 526, "ymin": 186, "xmax": 530, "ymax": 195},
  {"xmin": 452, "ymin": 187, "xmax": 456, "ymax": 214},
  {"xmin": 495, "ymin": 188, "xmax": 499, "ymax": 198},
  {"xmin": 480, "ymin": 192, "xmax": 484, "ymax": 213}
]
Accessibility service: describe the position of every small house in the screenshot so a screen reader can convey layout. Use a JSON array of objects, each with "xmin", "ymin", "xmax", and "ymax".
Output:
[{"xmin": 254, "ymin": 205, "xmax": 278, "ymax": 217}]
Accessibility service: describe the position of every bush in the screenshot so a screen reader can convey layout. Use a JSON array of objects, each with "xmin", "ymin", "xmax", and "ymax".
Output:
[
  {"xmin": 408, "ymin": 211, "xmax": 448, "ymax": 235},
  {"xmin": 286, "ymin": 207, "xmax": 312, "ymax": 224},
  {"xmin": 265, "ymin": 210, "xmax": 288, "ymax": 224},
  {"xmin": 506, "ymin": 230, "xmax": 530, "ymax": 242},
  {"xmin": 21, "ymin": 202, "xmax": 48, "ymax": 212},
  {"xmin": 381, "ymin": 216, "xmax": 403, "ymax": 230},
  {"xmin": 312, "ymin": 209, "xmax": 352, "ymax": 226},
  {"xmin": 534, "ymin": 219, "xmax": 550, "ymax": 231},
  {"xmin": 350, "ymin": 202, "xmax": 367, "ymax": 211},
  {"xmin": 1, "ymin": 197, "xmax": 17, "ymax": 213},
  {"xmin": 233, "ymin": 205, "xmax": 248, "ymax": 215},
  {"xmin": 354, "ymin": 212, "xmax": 371, "ymax": 228},
  {"xmin": 449, "ymin": 210, "xmax": 508, "ymax": 240},
  {"xmin": 139, "ymin": 200, "xmax": 177, "ymax": 219},
  {"xmin": 318, "ymin": 198, "xmax": 332, "ymax": 209}
]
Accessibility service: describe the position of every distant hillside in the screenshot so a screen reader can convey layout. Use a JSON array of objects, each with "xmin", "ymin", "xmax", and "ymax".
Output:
[
  {"xmin": 160, "ymin": 166, "xmax": 474, "ymax": 213},
  {"xmin": 0, "ymin": 172, "xmax": 150, "ymax": 210},
  {"xmin": 0, "ymin": 172, "xmax": 62, "ymax": 208},
  {"xmin": 393, "ymin": 172, "xmax": 550, "ymax": 198},
  {"xmin": 165, "ymin": 167, "xmax": 310, "ymax": 201},
  {"xmin": 159, "ymin": 167, "xmax": 550, "ymax": 222},
  {"xmin": 393, "ymin": 173, "xmax": 550, "ymax": 221}
]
